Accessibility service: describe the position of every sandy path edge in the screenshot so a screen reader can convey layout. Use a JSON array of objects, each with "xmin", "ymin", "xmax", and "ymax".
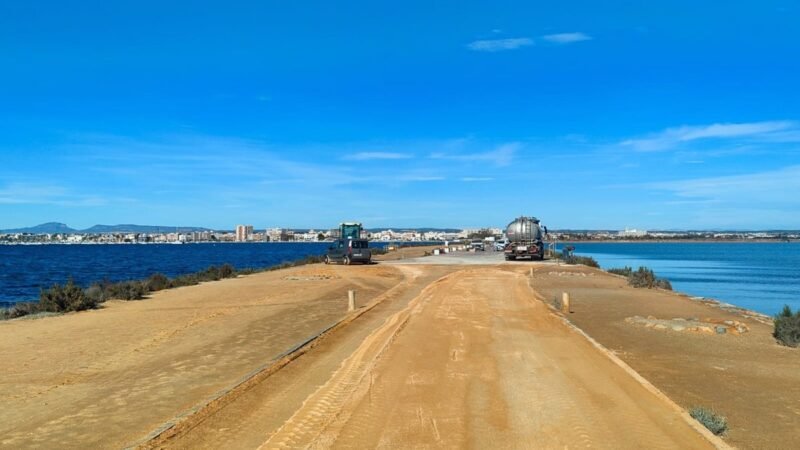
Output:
[
  {"xmin": 132, "ymin": 267, "xmax": 420, "ymax": 450},
  {"xmin": 527, "ymin": 282, "xmax": 733, "ymax": 450}
]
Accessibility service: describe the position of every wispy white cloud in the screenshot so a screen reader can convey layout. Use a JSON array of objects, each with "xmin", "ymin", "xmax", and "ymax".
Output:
[
  {"xmin": 0, "ymin": 182, "xmax": 107, "ymax": 206},
  {"xmin": 621, "ymin": 120, "xmax": 800, "ymax": 152},
  {"xmin": 648, "ymin": 165, "xmax": 800, "ymax": 204},
  {"xmin": 542, "ymin": 32, "xmax": 592, "ymax": 44},
  {"xmin": 467, "ymin": 38, "xmax": 533, "ymax": 52},
  {"xmin": 343, "ymin": 152, "xmax": 413, "ymax": 161},
  {"xmin": 461, "ymin": 177, "xmax": 494, "ymax": 182},
  {"xmin": 430, "ymin": 142, "xmax": 519, "ymax": 167}
]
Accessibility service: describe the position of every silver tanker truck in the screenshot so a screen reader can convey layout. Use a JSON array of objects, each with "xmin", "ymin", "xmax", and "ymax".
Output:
[{"xmin": 503, "ymin": 216, "xmax": 546, "ymax": 261}]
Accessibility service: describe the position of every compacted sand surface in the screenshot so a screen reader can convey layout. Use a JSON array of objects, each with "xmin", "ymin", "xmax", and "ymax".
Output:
[
  {"xmin": 255, "ymin": 267, "xmax": 714, "ymax": 449},
  {"xmin": 3, "ymin": 249, "xmax": 793, "ymax": 449},
  {"xmin": 0, "ymin": 264, "xmax": 403, "ymax": 448}
]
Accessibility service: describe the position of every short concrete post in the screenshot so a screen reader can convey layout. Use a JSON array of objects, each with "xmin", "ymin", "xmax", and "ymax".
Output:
[
  {"xmin": 561, "ymin": 292, "xmax": 570, "ymax": 314},
  {"xmin": 529, "ymin": 268, "xmax": 533, "ymax": 277},
  {"xmin": 348, "ymin": 290, "xmax": 356, "ymax": 312}
]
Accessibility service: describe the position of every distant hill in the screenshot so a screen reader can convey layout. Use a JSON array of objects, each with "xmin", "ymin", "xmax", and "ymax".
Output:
[
  {"xmin": 1, "ymin": 223, "xmax": 213, "ymax": 234},
  {"xmin": 1, "ymin": 222, "xmax": 77, "ymax": 234}
]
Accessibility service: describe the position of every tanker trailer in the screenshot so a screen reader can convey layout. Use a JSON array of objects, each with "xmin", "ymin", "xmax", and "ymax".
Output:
[{"xmin": 504, "ymin": 216, "xmax": 545, "ymax": 261}]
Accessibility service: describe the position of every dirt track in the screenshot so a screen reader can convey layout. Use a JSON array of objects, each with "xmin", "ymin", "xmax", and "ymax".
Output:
[
  {"xmin": 1, "ymin": 253, "xmax": 736, "ymax": 448},
  {"xmin": 155, "ymin": 262, "xmax": 718, "ymax": 449},
  {"xmin": 256, "ymin": 267, "xmax": 714, "ymax": 449}
]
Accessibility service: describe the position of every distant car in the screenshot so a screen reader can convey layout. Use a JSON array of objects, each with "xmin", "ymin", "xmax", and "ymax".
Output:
[
  {"xmin": 494, "ymin": 240, "xmax": 508, "ymax": 251},
  {"xmin": 471, "ymin": 240, "xmax": 485, "ymax": 251},
  {"xmin": 325, "ymin": 238, "xmax": 372, "ymax": 265}
]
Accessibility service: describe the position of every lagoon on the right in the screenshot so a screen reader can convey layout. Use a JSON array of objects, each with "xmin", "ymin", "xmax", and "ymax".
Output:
[{"xmin": 562, "ymin": 242, "xmax": 800, "ymax": 315}]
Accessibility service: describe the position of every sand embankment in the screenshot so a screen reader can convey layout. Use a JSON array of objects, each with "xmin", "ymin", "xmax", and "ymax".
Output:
[
  {"xmin": 530, "ymin": 263, "xmax": 800, "ymax": 449},
  {"xmin": 2, "ymin": 250, "xmax": 796, "ymax": 448},
  {"xmin": 0, "ymin": 263, "xmax": 406, "ymax": 448}
]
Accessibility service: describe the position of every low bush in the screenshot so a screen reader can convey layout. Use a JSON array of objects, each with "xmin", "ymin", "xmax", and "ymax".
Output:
[
  {"xmin": 610, "ymin": 266, "xmax": 673, "ymax": 290},
  {"xmin": 689, "ymin": 407, "xmax": 728, "ymax": 435},
  {"xmin": 559, "ymin": 251, "xmax": 600, "ymax": 268},
  {"xmin": 607, "ymin": 266, "xmax": 633, "ymax": 277},
  {"xmin": 628, "ymin": 267, "xmax": 672, "ymax": 290},
  {"xmin": 170, "ymin": 274, "xmax": 200, "ymax": 288},
  {"xmin": 219, "ymin": 263, "xmax": 235, "ymax": 279},
  {"xmin": 146, "ymin": 273, "xmax": 170, "ymax": 291},
  {"xmin": 109, "ymin": 280, "xmax": 149, "ymax": 300},
  {"xmin": 1, "ymin": 301, "xmax": 40, "ymax": 320},
  {"xmin": 774, "ymin": 305, "xmax": 800, "ymax": 347},
  {"xmin": 39, "ymin": 279, "xmax": 98, "ymax": 312}
]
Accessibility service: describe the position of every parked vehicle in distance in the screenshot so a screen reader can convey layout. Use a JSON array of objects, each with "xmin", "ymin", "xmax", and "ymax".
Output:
[
  {"xmin": 325, "ymin": 238, "xmax": 372, "ymax": 265},
  {"xmin": 494, "ymin": 239, "xmax": 509, "ymax": 251},
  {"xmin": 504, "ymin": 216, "xmax": 546, "ymax": 261},
  {"xmin": 325, "ymin": 221, "xmax": 371, "ymax": 265},
  {"xmin": 471, "ymin": 239, "xmax": 485, "ymax": 251}
]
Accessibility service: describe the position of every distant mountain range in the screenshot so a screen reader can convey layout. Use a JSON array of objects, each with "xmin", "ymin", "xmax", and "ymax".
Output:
[{"xmin": 1, "ymin": 222, "xmax": 213, "ymax": 234}]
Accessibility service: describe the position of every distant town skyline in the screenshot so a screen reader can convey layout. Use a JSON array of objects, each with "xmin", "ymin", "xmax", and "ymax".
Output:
[{"xmin": 2, "ymin": 2, "xmax": 800, "ymax": 230}]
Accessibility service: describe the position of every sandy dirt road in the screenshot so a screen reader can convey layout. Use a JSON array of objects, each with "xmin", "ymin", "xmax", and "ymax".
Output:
[{"xmin": 252, "ymin": 267, "xmax": 715, "ymax": 449}]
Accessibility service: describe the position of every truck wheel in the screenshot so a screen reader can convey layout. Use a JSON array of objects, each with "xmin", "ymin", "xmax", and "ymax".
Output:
[
  {"xmin": 324, "ymin": 255, "xmax": 330, "ymax": 264},
  {"xmin": 344, "ymin": 256, "xmax": 351, "ymax": 265}
]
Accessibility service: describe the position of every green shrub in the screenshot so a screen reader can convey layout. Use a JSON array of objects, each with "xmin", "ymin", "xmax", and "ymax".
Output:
[
  {"xmin": 219, "ymin": 264, "xmax": 235, "ymax": 279},
  {"xmin": 39, "ymin": 279, "xmax": 98, "ymax": 312},
  {"xmin": 774, "ymin": 305, "xmax": 800, "ymax": 347},
  {"xmin": 170, "ymin": 274, "xmax": 199, "ymax": 288},
  {"xmin": 607, "ymin": 266, "xmax": 633, "ymax": 277},
  {"xmin": 1, "ymin": 302, "xmax": 40, "ymax": 320},
  {"xmin": 574, "ymin": 255, "xmax": 600, "ymax": 268},
  {"xmin": 105, "ymin": 280, "xmax": 148, "ymax": 301},
  {"xmin": 146, "ymin": 273, "xmax": 170, "ymax": 291},
  {"xmin": 556, "ymin": 251, "xmax": 600, "ymax": 268},
  {"xmin": 689, "ymin": 407, "xmax": 728, "ymax": 435},
  {"xmin": 627, "ymin": 266, "xmax": 672, "ymax": 290},
  {"xmin": 84, "ymin": 284, "xmax": 108, "ymax": 304}
]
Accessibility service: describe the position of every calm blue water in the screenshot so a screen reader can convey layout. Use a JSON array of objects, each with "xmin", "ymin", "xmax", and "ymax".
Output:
[
  {"xmin": 3, "ymin": 242, "xmax": 797, "ymax": 315},
  {"xmin": 0, "ymin": 242, "xmax": 378, "ymax": 306},
  {"xmin": 561, "ymin": 242, "xmax": 800, "ymax": 316}
]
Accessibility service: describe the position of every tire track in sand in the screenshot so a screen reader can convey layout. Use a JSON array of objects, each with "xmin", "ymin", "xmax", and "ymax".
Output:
[{"xmin": 257, "ymin": 273, "xmax": 451, "ymax": 450}]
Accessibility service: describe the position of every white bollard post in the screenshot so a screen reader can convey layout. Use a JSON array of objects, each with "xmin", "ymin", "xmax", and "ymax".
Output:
[
  {"xmin": 561, "ymin": 292, "xmax": 570, "ymax": 314},
  {"xmin": 348, "ymin": 290, "xmax": 356, "ymax": 312},
  {"xmin": 529, "ymin": 267, "xmax": 533, "ymax": 277}
]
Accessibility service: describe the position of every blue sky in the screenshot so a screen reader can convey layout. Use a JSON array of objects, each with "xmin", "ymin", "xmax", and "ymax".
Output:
[{"xmin": 1, "ymin": 1, "xmax": 799, "ymax": 230}]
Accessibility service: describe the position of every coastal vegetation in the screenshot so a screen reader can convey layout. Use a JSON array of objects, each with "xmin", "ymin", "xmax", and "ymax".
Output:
[
  {"xmin": 689, "ymin": 407, "xmax": 728, "ymax": 436},
  {"xmin": 774, "ymin": 305, "xmax": 800, "ymax": 347},
  {"xmin": 607, "ymin": 266, "xmax": 672, "ymax": 290},
  {"xmin": 557, "ymin": 251, "xmax": 600, "ymax": 268},
  {"xmin": 1, "ymin": 258, "xmax": 324, "ymax": 321}
]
